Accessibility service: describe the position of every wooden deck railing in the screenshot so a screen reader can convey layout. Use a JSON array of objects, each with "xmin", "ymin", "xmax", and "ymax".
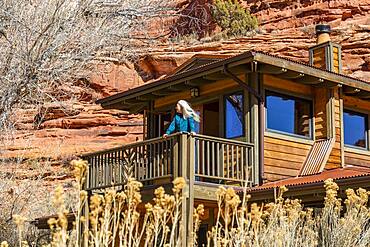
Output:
[
  {"xmin": 193, "ymin": 134, "xmax": 254, "ymax": 186},
  {"xmin": 81, "ymin": 133, "xmax": 256, "ymax": 191}
]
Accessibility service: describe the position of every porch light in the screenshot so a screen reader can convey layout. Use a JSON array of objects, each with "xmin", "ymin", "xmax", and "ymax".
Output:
[{"xmin": 190, "ymin": 87, "xmax": 199, "ymax": 98}]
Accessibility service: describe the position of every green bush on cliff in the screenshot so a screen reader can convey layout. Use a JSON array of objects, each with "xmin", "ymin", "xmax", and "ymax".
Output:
[{"xmin": 212, "ymin": 0, "xmax": 258, "ymax": 37}]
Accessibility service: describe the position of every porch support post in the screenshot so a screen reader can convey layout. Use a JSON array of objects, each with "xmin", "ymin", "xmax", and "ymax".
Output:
[
  {"xmin": 339, "ymin": 86, "xmax": 345, "ymax": 167},
  {"xmin": 187, "ymin": 135, "xmax": 195, "ymax": 246},
  {"xmin": 148, "ymin": 101, "xmax": 155, "ymax": 138},
  {"xmin": 179, "ymin": 133, "xmax": 194, "ymax": 247},
  {"xmin": 248, "ymin": 62, "xmax": 264, "ymax": 185},
  {"xmin": 257, "ymin": 69, "xmax": 265, "ymax": 185},
  {"xmin": 224, "ymin": 63, "xmax": 264, "ymax": 185}
]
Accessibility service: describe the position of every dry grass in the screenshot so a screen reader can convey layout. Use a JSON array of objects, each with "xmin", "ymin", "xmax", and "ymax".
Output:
[
  {"xmin": 37, "ymin": 160, "xmax": 200, "ymax": 247},
  {"xmin": 208, "ymin": 180, "xmax": 370, "ymax": 247},
  {"xmin": 4, "ymin": 160, "xmax": 370, "ymax": 247}
]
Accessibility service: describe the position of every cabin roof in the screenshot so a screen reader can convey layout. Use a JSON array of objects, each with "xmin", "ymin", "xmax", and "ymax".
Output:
[
  {"xmin": 238, "ymin": 166, "xmax": 370, "ymax": 206},
  {"xmin": 169, "ymin": 54, "xmax": 230, "ymax": 76},
  {"xmin": 247, "ymin": 166, "xmax": 370, "ymax": 192},
  {"xmin": 97, "ymin": 50, "xmax": 370, "ymax": 112}
]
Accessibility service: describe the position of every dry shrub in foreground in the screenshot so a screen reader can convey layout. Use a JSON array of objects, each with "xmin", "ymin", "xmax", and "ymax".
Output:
[
  {"xmin": 209, "ymin": 180, "xmax": 370, "ymax": 247},
  {"xmin": 43, "ymin": 160, "xmax": 203, "ymax": 247},
  {"xmin": 6, "ymin": 160, "xmax": 370, "ymax": 247}
]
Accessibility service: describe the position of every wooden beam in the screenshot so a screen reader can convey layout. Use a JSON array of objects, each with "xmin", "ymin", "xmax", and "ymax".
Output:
[
  {"xmin": 342, "ymin": 86, "xmax": 370, "ymax": 100},
  {"xmin": 186, "ymin": 78, "xmax": 213, "ymax": 86},
  {"xmin": 258, "ymin": 64, "xmax": 288, "ymax": 75},
  {"xmin": 203, "ymin": 72, "xmax": 229, "ymax": 81},
  {"xmin": 204, "ymin": 64, "xmax": 252, "ymax": 80},
  {"xmin": 254, "ymin": 52, "xmax": 370, "ymax": 92},
  {"xmin": 123, "ymin": 99, "xmax": 142, "ymax": 105},
  {"xmin": 343, "ymin": 86, "xmax": 361, "ymax": 95},
  {"xmin": 136, "ymin": 94, "xmax": 158, "ymax": 101},
  {"xmin": 263, "ymin": 74, "xmax": 313, "ymax": 96},
  {"xmin": 152, "ymin": 90, "xmax": 172, "ymax": 96},
  {"xmin": 294, "ymin": 76, "xmax": 324, "ymax": 85},
  {"xmin": 154, "ymin": 77, "xmax": 241, "ymax": 109},
  {"xmin": 168, "ymin": 84, "xmax": 193, "ymax": 91},
  {"xmin": 128, "ymin": 104, "xmax": 147, "ymax": 113},
  {"xmin": 279, "ymin": 71, "xmax": 305, "ymax": 79},
  {"xmin": 313, "ymin": 81, "xmax": 339, "ymax": 88},
  {"xmin": 357, "ymin": 91, "xmax": 370, "ymax": 100},
  {"xmin": 227, "ymin": 64, "xmax": 252, "ymax": 75}
]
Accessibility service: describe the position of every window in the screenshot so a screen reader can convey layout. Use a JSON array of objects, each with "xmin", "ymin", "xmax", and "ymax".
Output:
[
  {"xmin": 344, "ymin": 110, "xmax": 368, "ymax": 149},
  {"xmin": 225, "ymin": 92, "xmax": 244, "ymax": 138},
  {"xmin": 266, "ymin": 91, "xmax": 312, "ymax": 138}
]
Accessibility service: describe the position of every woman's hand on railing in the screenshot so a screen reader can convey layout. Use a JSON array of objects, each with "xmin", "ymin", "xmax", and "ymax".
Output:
[
  {"xmin": 163, "ymin": 134, "xmax": 168, "ymax": 138},
  {"xmin": 190, "ymin": 132, "xmax": 196, "ymax": 136}
]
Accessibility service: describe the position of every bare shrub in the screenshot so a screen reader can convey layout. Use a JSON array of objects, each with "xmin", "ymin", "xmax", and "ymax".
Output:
[
  {"xmin": 4, "ymin": 160, "xmax": 370, "ymax": 247},
  {"xmin": 0, "ymin": 0, "xmax": 192, "ymax": 134},
  {"xmin": 208, "ymin": 179, "xmax": 370, "ymax": 247},
  {"xmin": 27, "ymin": 160, "xmax": 202, "ymax": 247}
]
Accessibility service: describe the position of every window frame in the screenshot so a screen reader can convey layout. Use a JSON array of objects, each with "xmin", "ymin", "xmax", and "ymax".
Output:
[
  {"xmin": 265, "ymin": 89, "xmax": 314, "ymax": 140},
  {"xmin": 343, "ymin": 108, "xmax": 369, "ymax": 150},
  {"xmin": 224, "ymin": 91, "xmax": 245, "ymax": 139}
]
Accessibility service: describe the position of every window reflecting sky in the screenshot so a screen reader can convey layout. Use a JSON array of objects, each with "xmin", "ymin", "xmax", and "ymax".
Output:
[
  {"xmin": 225, "ymin": 93, "xmax": 244, "ymax": 138},
  {"xmin": 344, "ymin": 111, "xmax": 367, "ymax": 148},
  {"xmin": 266, "ymin": 95, "xmax": 295, "ymax": 134},
  {"xmin": 266, "ymin": 91, "xmax": 312, "ymax": 137}
]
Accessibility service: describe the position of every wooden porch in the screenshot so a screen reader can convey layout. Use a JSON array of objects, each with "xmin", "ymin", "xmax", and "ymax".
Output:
[{"xmin": 81, "ymin": 132, "xmax": 256, "ymax": 195}]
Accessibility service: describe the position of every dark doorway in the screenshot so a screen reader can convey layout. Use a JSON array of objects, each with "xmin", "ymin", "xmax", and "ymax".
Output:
[
  {"xmin": 202, "ymin": 101, "xmax": 220, "ymax": 137},
  {"xmin": 197, "ymin": 224, "xmax": 208, "ymax": 246}
]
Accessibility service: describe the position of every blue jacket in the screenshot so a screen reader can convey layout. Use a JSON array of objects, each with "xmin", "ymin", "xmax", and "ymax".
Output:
[{"xmin": 165, "ymin": 113, "xmax": 195, "ymax": 135}]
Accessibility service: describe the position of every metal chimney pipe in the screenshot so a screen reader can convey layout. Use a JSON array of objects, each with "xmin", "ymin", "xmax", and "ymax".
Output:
[{"xmin": 315, "ymin": 24, "xmax": 331, "ymax": 44}]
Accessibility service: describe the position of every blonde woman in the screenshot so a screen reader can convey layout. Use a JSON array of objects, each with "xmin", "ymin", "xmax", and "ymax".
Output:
[{"xmin": 163, "ymin": 100, "xmax": 200, "ymax": 137}]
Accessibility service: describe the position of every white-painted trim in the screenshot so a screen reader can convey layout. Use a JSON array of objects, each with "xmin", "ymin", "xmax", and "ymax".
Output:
[{"xmin": 344, "ymin": 146, "xmax": 370, "ymax": 155}]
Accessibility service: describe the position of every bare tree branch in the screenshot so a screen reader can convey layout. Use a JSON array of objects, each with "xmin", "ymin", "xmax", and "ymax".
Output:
[{"xmin": 0, "ymin": 0, "xmax": 197, "ymax": 135}]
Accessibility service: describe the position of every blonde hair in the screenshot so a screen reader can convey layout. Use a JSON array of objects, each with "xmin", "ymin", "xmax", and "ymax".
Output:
[{"xmin": 177, "ymin": 100, "xmax": 200, "ymax": 122}]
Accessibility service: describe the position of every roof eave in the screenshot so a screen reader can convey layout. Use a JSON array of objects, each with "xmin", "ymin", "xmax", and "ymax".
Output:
[
  {"xmin": 96, "ymin": 51, "xmax": 370, "ymax": 110},
  {"xmin": 96, "ymin": 51, "xmax": 256, "ymax": 107}
]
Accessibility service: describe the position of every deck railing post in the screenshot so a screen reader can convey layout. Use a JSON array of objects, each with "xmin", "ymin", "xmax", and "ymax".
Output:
[
  {"xmin": 173, "ymin": 136, "xmax": 179, "ymax": 179},
  {"xmin": 179, "ymin": 133, "xmax": 188, "ymax": 179},
  {"xmin": 178, "ymin": 133, "xmax": 196, "ymax": 247},
  {"xmin": 80, "ymin": 161, "xmax": 90, "ymax": 247},
  {"xmin": 187, "ymin": 134, "xmax": 195, "ymax": 246},
  {"xmin": 179, "ymin": 133, "xmax": 188, "ymax": 247}
]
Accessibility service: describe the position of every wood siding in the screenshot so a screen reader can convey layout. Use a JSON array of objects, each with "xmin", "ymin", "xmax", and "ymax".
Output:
[
  {"xmin": 343, "ymin": 95, "xmax": 370, "ymax": 112},
  {"xmin": 314, "ymin": 87, "xmax": 328, "ymax": 139},
  {"xmin": 154, "ymin": 77, "xmax": 241, "ymax": 109},
  {"xmin": 263, "ymin": 75, "xmax": 313, "ymax": 96},
  {"xmin": 312, "ymin": 47, "xmax": 327, "ymax": 70},
  {"xmin": 263, "ymin": 75, "xmax": 313, "ymax": 181},
  {"xmin": 326, "ymin": 88, "xmax": 342, "ymax": 169},
  {"xmin": 344, "ymin": 150, "xmax": 370, "ymax": 169},
  {"xmin": 333, "ymin": 46, "xmax": 340, "ymax": 73},
  {"xmin": 264, "ymin": 136, "xmax": 311, "ymax": 182}
]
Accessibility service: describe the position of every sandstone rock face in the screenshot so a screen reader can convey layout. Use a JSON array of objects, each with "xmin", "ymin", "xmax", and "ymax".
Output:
[
  {"xmin": 143, "ymin": 0, "xmax": 370, "ymax": 80},
  {"xmin": 4, "ymin": 0, "xmax": 369, "ymax": 160},
  {"xmin": 0, "ymin": 0, "xmax": 369, "ymax": 214}
]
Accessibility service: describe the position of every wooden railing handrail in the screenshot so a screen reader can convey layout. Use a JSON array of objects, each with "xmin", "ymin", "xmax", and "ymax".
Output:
[
  {"xmin": 193, "ymin": 134, "xmax": 254, "ymax": 147},
  {"xmin": 80, "ymin": 132, "xmax": 185, "ymax": 159},
  {"xmin": 83, "ymin": 132, "xmax": 256, "ymax": 191},
  {"xmin": 81, "ymin": 132, "xmax": 254, "ymax": 160}
]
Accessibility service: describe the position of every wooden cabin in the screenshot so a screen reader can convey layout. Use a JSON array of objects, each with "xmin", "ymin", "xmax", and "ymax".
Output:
[{"xmin": 76, "ymin": 24, "xmax": 370, "ymax": 245}]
